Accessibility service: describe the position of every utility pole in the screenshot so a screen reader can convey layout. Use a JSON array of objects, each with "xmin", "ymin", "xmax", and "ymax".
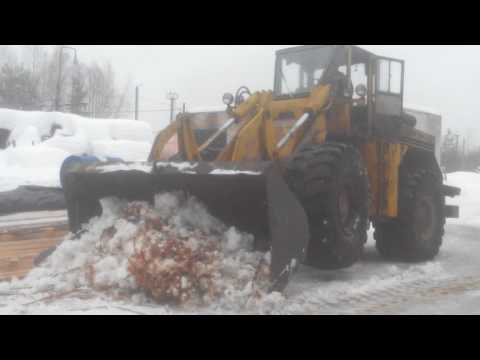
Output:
[
  {"xmin": 92, "ymin": 90, "xmax": 96, "ymax": 119},
  {"xmin": 166, "ymin": 91, "xmax": 179, "ymax": 124},
  {"xmin": 183, "ymin": 103, "xmax": 186, "ymax": 113},
  {"xmin": 135, "ymin": 85, "xmax": 141, "ymax": 121}
]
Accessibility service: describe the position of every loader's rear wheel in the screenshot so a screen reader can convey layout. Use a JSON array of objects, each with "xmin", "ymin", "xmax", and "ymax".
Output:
[
  {"xmin": 374, "ymin": 170, "xmax": 445, "ymax": 262},
  {"xmin": 286, "ymin": 143, "xmax": 369, "ymax": 270}
]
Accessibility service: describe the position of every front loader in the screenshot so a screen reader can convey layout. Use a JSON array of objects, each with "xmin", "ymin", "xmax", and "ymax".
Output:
[{"xmin": 62, "ymin": 45, "xmax": 461, "ymax": 292}]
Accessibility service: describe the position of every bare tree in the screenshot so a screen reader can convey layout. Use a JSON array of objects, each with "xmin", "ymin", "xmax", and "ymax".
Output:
[
  {"xmin": 0, "ymin": 45, "xmax": 128, "ymax": 117},
  {"xmin": 0, "ymin": 63, "xmax": 41, "ymax": 110},
  {"xmin": 0, "ymin": 46, "xmax": 17, "ymax": 67},
  {"xmin": 20, "ymin": 45, "xmax": 48, "ymax": 75},
  {"xmin": 113, "ymin": 75, "xmax": 133, "ymax": 118},
  {"xmin": 86, "ymin": 61, "xmax": 117, "ymax": 118}
]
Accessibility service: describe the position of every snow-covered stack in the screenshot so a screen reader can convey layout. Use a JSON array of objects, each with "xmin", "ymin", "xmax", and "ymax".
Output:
[
  {"xmin": 0, "ymin": 108, "xmax": 156, "ymax": 191},
  {"xmin": 8, "ymin": 193, "xmax": 271, "ymax": 307}
]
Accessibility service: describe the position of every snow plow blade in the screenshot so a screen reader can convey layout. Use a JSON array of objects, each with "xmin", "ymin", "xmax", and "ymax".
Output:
[{"xmin": 62, "ymin": 159, "xmax": 310, "ymax": 292}]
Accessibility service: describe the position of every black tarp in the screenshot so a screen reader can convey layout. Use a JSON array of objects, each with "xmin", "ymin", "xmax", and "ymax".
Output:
[{"xmin": 0, "ymin": 186, "xmax": 66, "ymax": 216}]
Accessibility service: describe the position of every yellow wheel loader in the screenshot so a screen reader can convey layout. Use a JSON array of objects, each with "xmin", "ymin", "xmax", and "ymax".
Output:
[{"xmin": 62, "ymin": 45, "xmax": 461, "ymax": 292}]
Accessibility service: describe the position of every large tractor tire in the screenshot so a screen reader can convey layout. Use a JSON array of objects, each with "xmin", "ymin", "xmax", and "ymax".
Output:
[
  {"xmin": 286, "ymin": 143, "xmax": 369, "ymax": 270},
  {"xmin": 374, "ymin": 170, "xmax": 445, "ymax": 262}
]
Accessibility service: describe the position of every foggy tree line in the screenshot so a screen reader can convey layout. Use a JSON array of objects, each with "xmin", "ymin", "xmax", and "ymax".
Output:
[
  {"xmin": 0, "ymin": 45, "xmax": 132, "ymax": 118},
  {"xmin": 441, "ymin": 129, "xmax": 480, "ymax": 173}
]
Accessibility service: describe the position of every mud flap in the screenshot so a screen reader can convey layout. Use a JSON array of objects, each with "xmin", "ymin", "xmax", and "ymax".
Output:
[
  {"xmin": 442, "ymin": 185, "xmax": 461, "ymax": 219},
  {"xmin": 445, "ymin": 205, "xmax": 459, "ymax": 219}
]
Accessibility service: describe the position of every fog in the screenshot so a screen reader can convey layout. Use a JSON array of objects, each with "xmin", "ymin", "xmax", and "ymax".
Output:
[{"xmin": 10, "ymin": 45, "xmax": 480, "ymax": 145}]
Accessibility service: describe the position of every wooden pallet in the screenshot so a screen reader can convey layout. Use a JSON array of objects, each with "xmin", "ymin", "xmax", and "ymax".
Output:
[{"xmin": 0, "ymin": 211, "xmax": 69, "ymax": 281}]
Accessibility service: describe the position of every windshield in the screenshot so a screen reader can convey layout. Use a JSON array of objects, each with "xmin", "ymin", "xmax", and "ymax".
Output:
[{"xmin": 274, "ymin": 46, "xmax": 336, "ymax": 97}]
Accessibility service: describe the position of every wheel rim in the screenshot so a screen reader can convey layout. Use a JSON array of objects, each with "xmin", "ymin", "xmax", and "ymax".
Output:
[
  {"xmin": 414, "ymin": 195, "xmax": 436, "ymax": 242},
  {"xmin": 338, "ymin": 188, "xmax": 350, "ymax": 225}
]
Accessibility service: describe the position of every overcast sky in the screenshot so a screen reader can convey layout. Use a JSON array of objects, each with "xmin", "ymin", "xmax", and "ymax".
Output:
[{"xmin": 59, "ymin": 45, "xmax": 480, "ymax": 147}]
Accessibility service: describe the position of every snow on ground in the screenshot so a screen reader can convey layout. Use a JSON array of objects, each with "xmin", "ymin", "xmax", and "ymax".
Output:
[
  {"xmin": 1, "ymin": 172, "xmax": 479, "ymax": 315},
  {"xmin": 445, "ymin": 172, "xmax": 479, "ymax": 227},
  {"xmin": 0, "ymin": 109, "xmax": 154, "ymax": 192},
  {"xmin": 8, "ymin": 108, "xmax": 480, "ymax": 314},
  {"xmin": 0, "ymin": 193, "xmax": 273, "ymax": 314}
]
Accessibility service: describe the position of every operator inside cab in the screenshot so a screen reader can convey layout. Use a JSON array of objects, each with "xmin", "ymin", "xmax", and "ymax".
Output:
[{"xmin": 324, "ymin": 67, "xmax": 353, "ymax": 99}]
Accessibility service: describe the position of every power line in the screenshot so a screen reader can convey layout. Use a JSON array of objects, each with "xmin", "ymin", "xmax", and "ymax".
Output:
[{"xmin": 82, "ymin": 108, "xmax": 184, "ymax": 116}]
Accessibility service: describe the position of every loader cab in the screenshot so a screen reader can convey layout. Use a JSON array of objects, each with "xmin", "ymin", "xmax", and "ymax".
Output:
[
  {"xmin": 274, "ymin": 45, "xmax": 348, "ymax": 99},
  {"xmin": 273, "ymin": 45, "xmax": 406, "ymax": 136}
]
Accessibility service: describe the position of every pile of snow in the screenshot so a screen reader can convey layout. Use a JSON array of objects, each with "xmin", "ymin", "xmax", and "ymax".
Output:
[
  {"xmin": 0, "ymin": 146, "xmax": 71, "ymax": 191},
  {"xmin": 0, "ymin": 109, "xmax": 153, "ymax": 145},
  {"xmin": 0, "ymin": 193, "xmax": 272, "ymax": 310},
  {"xmin": 0, "ymin": 109, "xmax": 155, "ymax": 191}
]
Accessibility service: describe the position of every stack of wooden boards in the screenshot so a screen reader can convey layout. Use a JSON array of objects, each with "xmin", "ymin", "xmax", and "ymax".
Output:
[{"xmin": 0, "ymin": 211, "xmax": 68, "ymax": 281}]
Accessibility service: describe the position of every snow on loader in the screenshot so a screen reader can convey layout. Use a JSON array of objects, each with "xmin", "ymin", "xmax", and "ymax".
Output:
[{"xmin": 62, "ymin": 45, "xmax": 461, "ymax": 292}]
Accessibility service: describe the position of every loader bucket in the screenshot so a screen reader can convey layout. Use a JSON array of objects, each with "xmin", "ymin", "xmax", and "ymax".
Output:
[
  {"xmin": 151, "ymin": 161, "xmax": 310, "ymax": 291},
  {"xmin": 62, "ymin": 159, "xmax": 310, "ymax": 292},
  {"xmin": 62, "ymin": 159, "xmax": 155, "ymax": 234}
]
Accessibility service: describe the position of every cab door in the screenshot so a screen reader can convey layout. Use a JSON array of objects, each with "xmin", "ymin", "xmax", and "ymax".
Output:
[
  {"xmin": 369, "ymin": 56, "xmax": 405, "ymax": 218},
  {"xmin": 374, "ymin": 57, "xmax": 405, "ymax": 118}
]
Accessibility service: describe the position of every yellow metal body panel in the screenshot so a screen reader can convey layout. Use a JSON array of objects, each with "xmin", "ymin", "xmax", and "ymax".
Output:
[
  {"xmin": 383, "ymin": 143, "xmax": 409, "ymax": 218},
  {"xmin": 150, "ymin": 86, "xmax": 331, "ymax": 163},
  {"xmin": 362, "ymin": 142, "xmax": 380, "ymax": 217},
  {"xmin": 327, "ymin": 102, "xmax": 351, "ymax": 137},
  {"xmin": 148, "ymin": 83, "xmax": 410, "ymax": 220},
  {"xmin": 148, "ymin": 119, "xmax": 179, "ymax": 162},
  {"xmin": 219, "ymin": 108, "xmax": 266, "ymax": 162},
  {"xmin": 361, "ymin": 140, "xmax": 409, "ymax": 218},
  {"xmin": 178, "ymin": 114, "xmax": 201, "ymax": 161}
]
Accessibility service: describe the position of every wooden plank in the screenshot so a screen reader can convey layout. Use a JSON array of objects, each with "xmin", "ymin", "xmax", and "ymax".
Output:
[
  {"xmin": 0, "ymin": 228, "xmax": 68, "ymax": 244},
  {"xmin": 0, "ymin": 210, "xmax": 67, "ymax": 223},
  {"xmin": 0, "ymin": 257, "xmax": 35, "ymax": 274},
  {"xmin": 0, "ymin": 225, "xmax": 68, "ymax": 238},
  {"xmin": 0, "ymin": 238, "xmax": 63, "ymax": 250},
  {"xmin": 0, "ymin": 214, "xmax": 69, "ymax": 281}
]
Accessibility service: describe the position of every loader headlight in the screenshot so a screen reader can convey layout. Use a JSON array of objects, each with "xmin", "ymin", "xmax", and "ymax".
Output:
[
  {"xmin": 223, "ymin": 93, "xmax": 234, "ymax": 106},
  {"xmin": 355, "ymin": 84, "xmax": 367, "ymax": 98}
]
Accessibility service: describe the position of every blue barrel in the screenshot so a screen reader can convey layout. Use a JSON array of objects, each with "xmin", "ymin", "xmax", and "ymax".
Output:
[
  {"xmin": 60, "ymin": 156, "xmax": 125, "ymax": 189},
  {"xmin": 60, "ymin": 156, "xmax": 99, "ymax": 189}
]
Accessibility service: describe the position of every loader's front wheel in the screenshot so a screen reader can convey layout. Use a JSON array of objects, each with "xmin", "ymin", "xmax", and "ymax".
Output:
[
  {"xmin": 286, "ymin": 143, "xmax": 369, "ymax": 270},
  {"xmin": 374, "ymin": 170, "xmax": 445, "ymax": 262}
]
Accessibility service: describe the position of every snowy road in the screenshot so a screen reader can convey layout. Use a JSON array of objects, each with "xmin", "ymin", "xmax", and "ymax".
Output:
[
  {"xmin": 0, "ymin": 173, "xmax": 479, "ymax": 315},
  {"xmin": 1, "ymin": 221, "xmax": 479, "ymax": 315},
  {"xmin": 274, "ymin": 223, "xmax": 480, "ymax": 315}
]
